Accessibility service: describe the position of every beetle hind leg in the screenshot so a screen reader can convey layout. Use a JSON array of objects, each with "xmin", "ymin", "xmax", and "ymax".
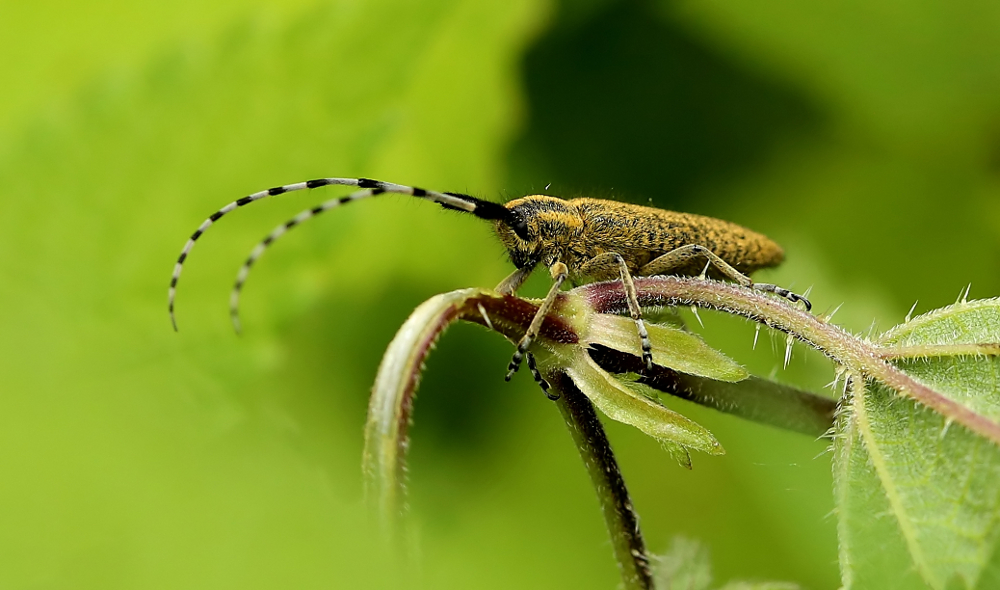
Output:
[
  {"xmin": 640, "ymin": 244, "xmax": 811, "ymax": 311},
  {"xmin": 751, "ymin": 283, "xmax": 812, "ymax": 311}
]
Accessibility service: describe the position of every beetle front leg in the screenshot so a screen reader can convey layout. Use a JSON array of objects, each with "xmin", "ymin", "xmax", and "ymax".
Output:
[
  {"xmin": 526, "ymin": 353, "xmax": 558, "ymax": 400},
  {"xmin": 495, "ymin": 265, "xmax": 534, "ymax": 295},
  {"xmin": 505, "ymin": 262, "xmax": 568, "ymax": 381}
]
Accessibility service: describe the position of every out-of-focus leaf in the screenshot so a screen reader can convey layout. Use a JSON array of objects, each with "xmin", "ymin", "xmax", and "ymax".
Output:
[
  {"xmin": 836, "ymin": 299, "xmax": 1000, "ymax": 590},
  {"xmin": 651, "ymin": 537, "xmax": 801, "ymax": 590},
  {"xmin": 715, "ymin": 583, "xmax": 800, "ymax": 590},
  {"xmin": 652, "ymin": 537, "xmax": 713, "ymax": 590},
  {"xmin": 0, "ymin": 1, "xmax": 551, "ymax": 588},
  {"xmin": 673, "ymin": 0, "xmax": 1000, "ymax": 148}
]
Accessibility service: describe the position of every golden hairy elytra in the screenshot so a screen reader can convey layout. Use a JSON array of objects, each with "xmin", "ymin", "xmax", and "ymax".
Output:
[
  {"xmin": 494, "ymin": 195, "xmax": 784, "ymax": 281},
  {"xmin": 169, "ymin": 178, "xmax": 809, "ymax": 391}
]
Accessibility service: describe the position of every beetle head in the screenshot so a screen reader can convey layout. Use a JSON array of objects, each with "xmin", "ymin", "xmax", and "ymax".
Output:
[{"xmin": 494, "ymin": 196, "xmax": 583, "ymax": 270}]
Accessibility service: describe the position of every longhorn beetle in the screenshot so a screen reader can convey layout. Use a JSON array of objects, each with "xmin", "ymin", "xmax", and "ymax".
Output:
[{"xmin": 168, "ymin": 177, "xmax": 810, "ymax": 383}]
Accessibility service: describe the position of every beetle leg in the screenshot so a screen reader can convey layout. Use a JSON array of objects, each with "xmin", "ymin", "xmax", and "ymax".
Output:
[
  {"xmin": 750, "ymin": 283, "xmax": 812, "ymax": 311},
  {"xmin": 640, "ymin": 244, "xmax": 751, "ymax": 286},
  {"xmin": 526, "ymin": 353, "xmax": 559, "ymax": 400},
  {"xmin": 579, "ymin": 252, "xmax": 654, "ymax": 371},
  {"xmin": 640, "ymin": 244, "xmax": 811, "ymax": 311},
  {"xmin": 506, "ymin": 262, "xmax": 568, "ymax": 381},
  {"xmin": 495, "ymin": 265, "xmax": 534, "ymax": 295}
]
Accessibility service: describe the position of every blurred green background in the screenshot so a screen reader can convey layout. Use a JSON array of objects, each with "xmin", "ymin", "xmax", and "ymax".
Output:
[{"xmin": 2, "ymin": 0, "xmax": 999, "ymax": 588}]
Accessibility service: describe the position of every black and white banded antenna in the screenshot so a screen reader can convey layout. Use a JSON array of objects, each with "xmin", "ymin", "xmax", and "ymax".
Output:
[{"xmin": 168, "ymin": 177, "xmax": 511, "ymax": 332}]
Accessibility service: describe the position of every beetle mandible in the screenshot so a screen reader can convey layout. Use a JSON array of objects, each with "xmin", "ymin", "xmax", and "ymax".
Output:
[{"xmin": 168, "ymin": 177, "xmax": 810, "ymax": 381}]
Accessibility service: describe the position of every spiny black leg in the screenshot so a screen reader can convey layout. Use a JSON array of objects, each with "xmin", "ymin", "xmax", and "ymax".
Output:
[
  {"xmin": 526, "ymin": 353, "xmax": 559, "ymax": 400},
  {"xmin": 506, "ymin": 262, "xmax": 568, "ymax": 381},
  {"xmin": 610, "ymin": 253, "xmax": 653, "ymax": 371},
  {"xmin": 753, "ymin": 283, "xmax": 812, "ymax": 312},
  {"xmin": 577, "ymin": 252, "xmax": 655, "ymax": 371},
  {"xmin": 638, "ymin": 318, "xmax": 653, "ymax": 370},
  {"xmin": 506, "ymin": 346, "xmax": 526, "ymax": 382}
]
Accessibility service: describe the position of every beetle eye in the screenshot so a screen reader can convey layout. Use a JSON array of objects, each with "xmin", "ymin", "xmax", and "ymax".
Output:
[{"xmin": 511, "ymin": 219, "xmax": 530, "ymax": 240}]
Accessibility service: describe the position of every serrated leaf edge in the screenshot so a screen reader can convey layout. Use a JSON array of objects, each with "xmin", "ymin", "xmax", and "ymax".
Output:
[{"xmin": 878, "ymin": 298, "xmax": 1000, "ymax": 345}]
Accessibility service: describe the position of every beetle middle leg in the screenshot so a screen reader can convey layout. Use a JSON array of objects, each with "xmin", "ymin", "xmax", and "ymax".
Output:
[
  {"xmin": 505, "ymin": 262, "xmax": 568, "ymax": 381},
  {"xmin": 640, "ymin": 244, "xmax": 811, "ymax": 311},
  {"xmin": 578, "ymin": 252, "xmax": 654, "ymax": 371}
]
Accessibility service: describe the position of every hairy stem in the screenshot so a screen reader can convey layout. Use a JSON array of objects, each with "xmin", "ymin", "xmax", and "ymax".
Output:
[
  {"xmin": 550, "ymin": 371, "xmax": 654, "ymax": 590},
  {"xmin": 457, "ymin": 292, "xmax": 835, "ymax": 436},
  {"xmin": 582, "ymin": 277, "xmax": 1000, "ymax": 445},
  {"xmin": 363, "ymin": 289, "xmax": 579, "ymax": 535}
]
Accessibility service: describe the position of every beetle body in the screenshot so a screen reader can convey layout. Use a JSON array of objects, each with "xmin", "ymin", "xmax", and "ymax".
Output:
[
  {"xmin": 169, "ymin": 177, "xmax": 807, "ymax": 388},
  {"xmin": 495, "ymin": 196, "xmax": 783, "ymax": 282}
]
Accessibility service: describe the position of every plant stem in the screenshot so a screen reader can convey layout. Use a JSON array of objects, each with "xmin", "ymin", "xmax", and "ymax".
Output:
[
  {"xmin": 550, "ymin": 371, "xmax": 654, "ymax": 590},
  {"xmin": 582, "ymin": 277, "xmax": 1000, "ymax": 445},
  {"xmin": 363, "ymin": 290, "xmax": 484, "ymax": 538}
]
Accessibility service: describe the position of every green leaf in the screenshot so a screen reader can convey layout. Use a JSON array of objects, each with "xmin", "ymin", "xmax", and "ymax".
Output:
[
  {"xmin": 562, "ymin": 350, "xmax": 724, "ymax": 455},
  {"xmin": 880, "ymin": 298, "xmax": 1000, "ymax": 347},
  {"xmin": 657, "ymin": 439, "xmax": 694, "ymax": 470},
  {"xmin": 836, "ymin": 299, "xmax": 1000, "ymax": 590},
  {"xmin": 877, "ymin": 298, "xmax": 1000, "ymax": 421},
  {"xmin": 611, "ymin": 375, "xmax": 693, "ymax": 468},
  {"xmin": 586, "ymin": 312, "xmax": 749, "ymax": 383},
  {"xmin": 0, "ymin": 0, "xmax": 550, "ymax": 587}
]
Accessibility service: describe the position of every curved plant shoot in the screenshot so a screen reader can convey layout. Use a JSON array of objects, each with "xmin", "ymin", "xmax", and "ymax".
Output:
[{"xmin": 363, "ymin": 276, "xmax": 1000, "ymax": 590}]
